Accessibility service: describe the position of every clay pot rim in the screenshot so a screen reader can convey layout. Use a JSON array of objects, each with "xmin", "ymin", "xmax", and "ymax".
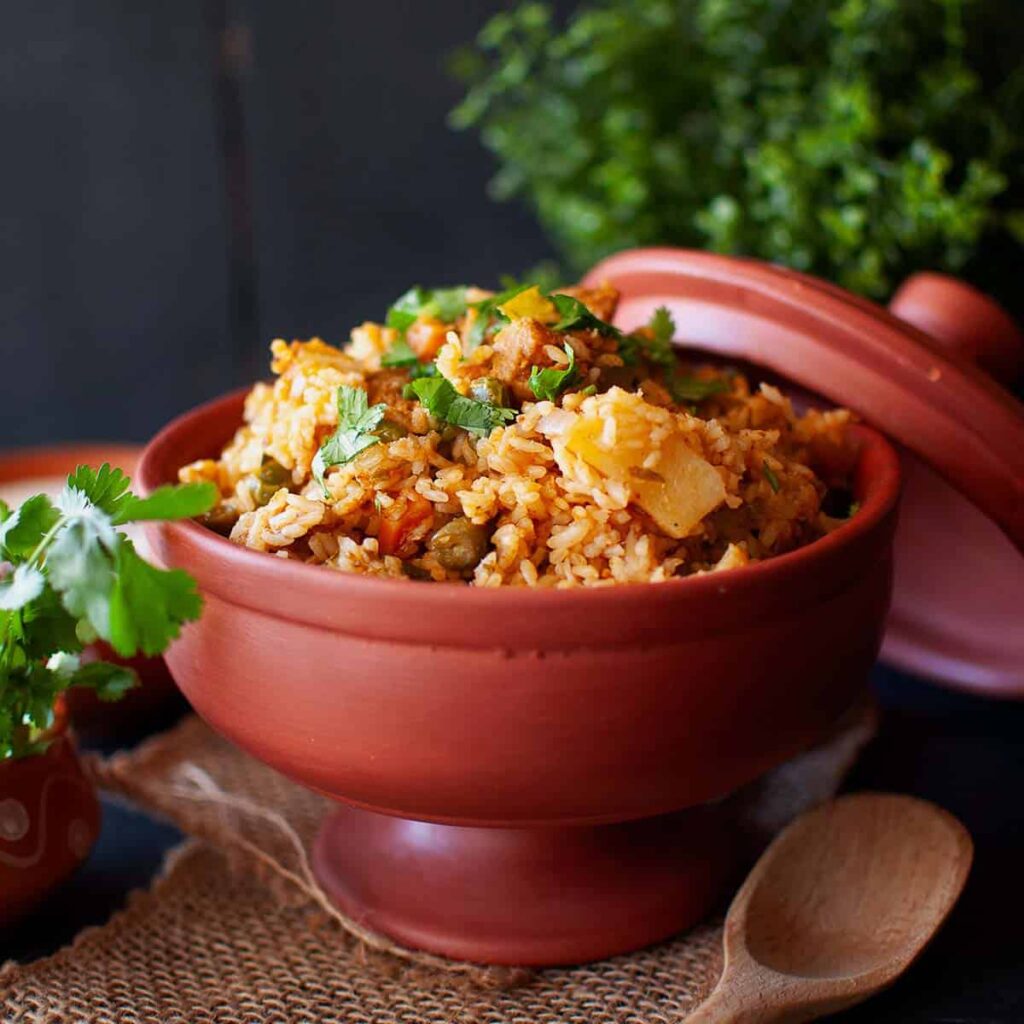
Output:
[{"xmin": 138, "ymin": 386, "xmax": 901, "ymax": 617}]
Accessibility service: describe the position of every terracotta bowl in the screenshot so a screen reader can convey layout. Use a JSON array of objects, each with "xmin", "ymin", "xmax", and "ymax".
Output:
[
  {"xmin": 0, "ymin": 703, "xmax": 101, "ymax": 927},
  {"xmin": 0, "ymin": 445, "xmax": 184, "ymax": 740},
  {"xmin": 139, "ymin": 384, "xmax": 900, "ymax": 963}
]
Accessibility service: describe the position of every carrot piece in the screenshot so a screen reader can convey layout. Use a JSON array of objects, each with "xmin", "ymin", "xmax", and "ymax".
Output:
[
  {"xmin": 378, "ymin": 494, "xmax": 433, "ymax": 556},
  {"xmin": 407, "ymin": 319, "xmax": 449, "ymax": 360}
]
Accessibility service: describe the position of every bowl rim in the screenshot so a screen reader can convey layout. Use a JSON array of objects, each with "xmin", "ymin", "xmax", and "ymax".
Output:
[
  {"xmin": 137, "ymin": 385, "xmax": 901, "ymax": 617},
  {"xmin": 0, "ymin": 443, "xmax": 142, "ymax": 485}
]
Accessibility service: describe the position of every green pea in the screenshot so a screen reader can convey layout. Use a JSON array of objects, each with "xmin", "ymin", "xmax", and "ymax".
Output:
[
  {"xmin": 257, "ymin": 457, "xmax": 291, "ymax": 487},
  {"xmin": 469, "ymin": 377, "xmax": 509, "ymax": 407},
  {"xmin": 428, "ymin": 518, "xmax": 491, "ymax": 571},
  {"xmin": 198, "ymin": 504, "xmax": 239, "ymax": 536},
  {"xmin": 374, "ymin": 419, "xmax": 409, "ymax": 443}
]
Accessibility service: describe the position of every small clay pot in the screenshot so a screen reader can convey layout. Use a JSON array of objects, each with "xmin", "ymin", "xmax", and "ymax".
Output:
[
  {"xmin": 0, "ymin": 444, "xmax": 185, "ymax": 740},
  {"xmin": 0, "ymin": 702, "xmax": 100, "ymax": 928}
]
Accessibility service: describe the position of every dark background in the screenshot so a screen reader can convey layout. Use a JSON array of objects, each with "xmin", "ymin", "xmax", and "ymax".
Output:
[{"xmin": 0, "ymin": 0, "xmax": 562, "ymax": 449}]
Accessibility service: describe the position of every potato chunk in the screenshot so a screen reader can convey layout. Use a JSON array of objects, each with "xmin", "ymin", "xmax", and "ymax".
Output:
[{"xmin": 565, "ymin": 398, "xmax": 725, "ymax": 538}]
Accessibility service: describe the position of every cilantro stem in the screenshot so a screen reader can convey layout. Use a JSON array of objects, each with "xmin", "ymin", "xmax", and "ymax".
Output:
[{"xmin": 26, "ymin": 516, "xmax": 66, "ymax": 567}]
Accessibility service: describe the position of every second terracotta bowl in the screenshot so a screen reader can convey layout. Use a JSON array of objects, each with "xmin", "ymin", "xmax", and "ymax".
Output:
[{"xmin": 138, "ymin": 388, "xmax": 900, "ymax": 964}]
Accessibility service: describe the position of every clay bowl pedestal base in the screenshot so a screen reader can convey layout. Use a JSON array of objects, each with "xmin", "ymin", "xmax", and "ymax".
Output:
[{"xmin": 312, "ymin": 802, "xmax": 736, "ymax": 966}]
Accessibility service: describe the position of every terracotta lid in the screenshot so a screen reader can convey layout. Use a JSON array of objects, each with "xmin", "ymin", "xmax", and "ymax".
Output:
[{"xmin": 583, "ymin": 248, "xmax": 1024, "ymax": 696}]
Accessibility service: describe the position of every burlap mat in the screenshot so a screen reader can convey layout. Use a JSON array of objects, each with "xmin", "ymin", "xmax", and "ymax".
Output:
[{"xmin": 1, "ymin": 700, "xmax": 876, "ymax": 1023}]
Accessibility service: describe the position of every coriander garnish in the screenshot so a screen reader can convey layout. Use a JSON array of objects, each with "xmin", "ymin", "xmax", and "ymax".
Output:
[
  {"xmin": 409, "ymin": 375, "xmax": 515, "ymax": 436},
  {"xmin": 464, "ymin": 283, "xmax": 531, "ymax": 350},
  {"xmin": 312, "ymin": 386, "xmax": 388, "ymax": 495},
  {"xmin": 386, "ymin": 286, "xmax": 469, "ymax": 336},
  {"xmin": 528, "ymin": 343, "xmax": 580, "ymax": 401},
  {"xmin": 670, "ymin": 375, "xmax": 730, "ymax": 404},
  {"xmin": 549, "ymin": 293, "xmax": 623, "ymax": 338}
]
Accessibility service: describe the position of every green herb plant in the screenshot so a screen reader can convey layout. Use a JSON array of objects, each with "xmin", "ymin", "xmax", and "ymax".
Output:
[
  {"xmin": 0, "ymin": 466, "xmax": 216, "ymax": 759},
  {"xmin": 452, "ymin": 0, "xmax": 1024, "ymax": 305}
]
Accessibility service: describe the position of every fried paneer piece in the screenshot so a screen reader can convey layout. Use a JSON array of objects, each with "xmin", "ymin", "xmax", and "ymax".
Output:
[
  {"xmin": 489, "ymin": 318, "xmax": 563, "ymax": 401},
  {"xmin": 366, "ymin": 368, "xmax": 421, "ymax": 432}
]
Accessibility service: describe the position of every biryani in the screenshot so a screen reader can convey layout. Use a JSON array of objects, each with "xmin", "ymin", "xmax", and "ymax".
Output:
[{"xmin": 180, "ymin": 283, "xmax": 857, "ymax": 587}]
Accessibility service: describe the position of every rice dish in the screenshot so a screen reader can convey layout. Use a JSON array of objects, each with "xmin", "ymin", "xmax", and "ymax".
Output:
[{"xmin": 180, "ymin": 283, "xmax": 856, "ymax": 587}]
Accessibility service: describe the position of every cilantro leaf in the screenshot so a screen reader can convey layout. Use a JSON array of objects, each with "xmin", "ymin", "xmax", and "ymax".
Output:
[
  {"xmin": 430, "ymin": 286, "xmax": 471, "ymax": 323},
  {"xmin": 550, "ymin": 294, "xmax": 623, "ymax": 339},
  {"xmin": 614, "ymin": 306, "xmax": 729, "ymax": 404},
  {"xmin": 312, "ymin": 386, "xmax": 388, "ymax": 494},
  {"xmin": 0, "ymin": 463, "xmax": 209, "ymax": 758},
  {"xmin": 465, "ymin": 283, "xmax": 530, "ymax": 350},
  {"xmin": 409, "ymin": 361, "xmax": 439, "ymax": 380},
  {"xmin": 669, "ymin": 375, "xmax": 730, "ymax": 404},
  {"xmin": 115, "ymin": 482, "xmax": 217, "ymax": 524},
  {"xmin": 68, "ymin": 660, "xmax": 139, "ymax": 701},
  {"xmin": 20, "ymin": 585, "xmax": 82, "ymax": 660},
  {"xmin": 0, "ymin": 494, "xmax": 61, "ymax": 561},
  {"xmin": 400, "ymin": 361, "xmax": 440, "ymax": 399},
  {"xmin": 649, "ymin": 306, "xmax": 675, "ymax": 345},
  {"xmin": 386, "ymin": 286, "xmax": 469, "ymax": 336},
  {"xmin": 529, "ymin": 343, "xmax": 579, "ymax": 401},
  {"xmin": 46, "ymin": 515, "xmax": 117, "ymax": 640},
  {"xmin": 643, "ymin": 307, "xmax": 677, "ymax": 369},
  {"xmin": 381, "ymin": 337, "xmax": 419, "ymax": 368},
  {"xmin": 410, "ymin": 376, "xmax": 515, "ymax": 436},
  {"xmin": 66, "ymin": 464, "xmax": 133, "ymax": 520},
  {"xmin": 107, "ymin": 538, "xmax": 203, "ymax": 657},
  {"xmin": 617, "ymin": 307, "xmax": 676, "ymax": 369},
  {"xmin": 0, "ymin": 499, "xmax": 10, "ymax": 525},
  {"xmin": 0, "ymin": 564, "xmax": 45, "ymax": 610},
  {"xmin": 387, "ymin": 287, "xmax": 431, "ymax": 335}
]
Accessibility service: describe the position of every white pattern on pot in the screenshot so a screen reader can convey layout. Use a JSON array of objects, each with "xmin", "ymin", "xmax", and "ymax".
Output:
[
  {"xmin": 0, "ymin": 774, "xmax": 94, "ymax": 868},
  {"xmin": 0, "ymin": 799, "xmax": 30, "ymax": 842}
]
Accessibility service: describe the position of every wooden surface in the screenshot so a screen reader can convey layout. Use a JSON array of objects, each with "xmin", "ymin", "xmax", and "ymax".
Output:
[{"xmin": 690, "ymin": 794, "xmax": 972, "ymax": 1022}]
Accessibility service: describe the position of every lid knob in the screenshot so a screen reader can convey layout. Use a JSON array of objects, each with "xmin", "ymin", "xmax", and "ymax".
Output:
[{"xmin": 890, "ymin": 273, "xmax": 1024, "ymax": 386}]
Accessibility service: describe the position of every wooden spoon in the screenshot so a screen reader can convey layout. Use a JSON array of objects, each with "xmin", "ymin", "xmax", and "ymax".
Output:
[{"xmin": 688, "ymin": 793, "xmax": 972, "ymax": 1023}]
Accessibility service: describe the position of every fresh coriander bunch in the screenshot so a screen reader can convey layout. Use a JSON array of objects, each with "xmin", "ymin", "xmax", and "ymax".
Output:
[
  {"xmin": 0, "ymin": 465, "xmax": 215, "ymax": 759},
  {"xmin": 451, "ymin": 0, "xmax": 1024, "ymax": 305}
]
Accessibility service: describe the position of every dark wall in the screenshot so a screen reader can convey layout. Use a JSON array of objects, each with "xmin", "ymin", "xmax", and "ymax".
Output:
[{"xmin": 0, "ymin": 1, "xmax": 557, "ymax": 447}]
